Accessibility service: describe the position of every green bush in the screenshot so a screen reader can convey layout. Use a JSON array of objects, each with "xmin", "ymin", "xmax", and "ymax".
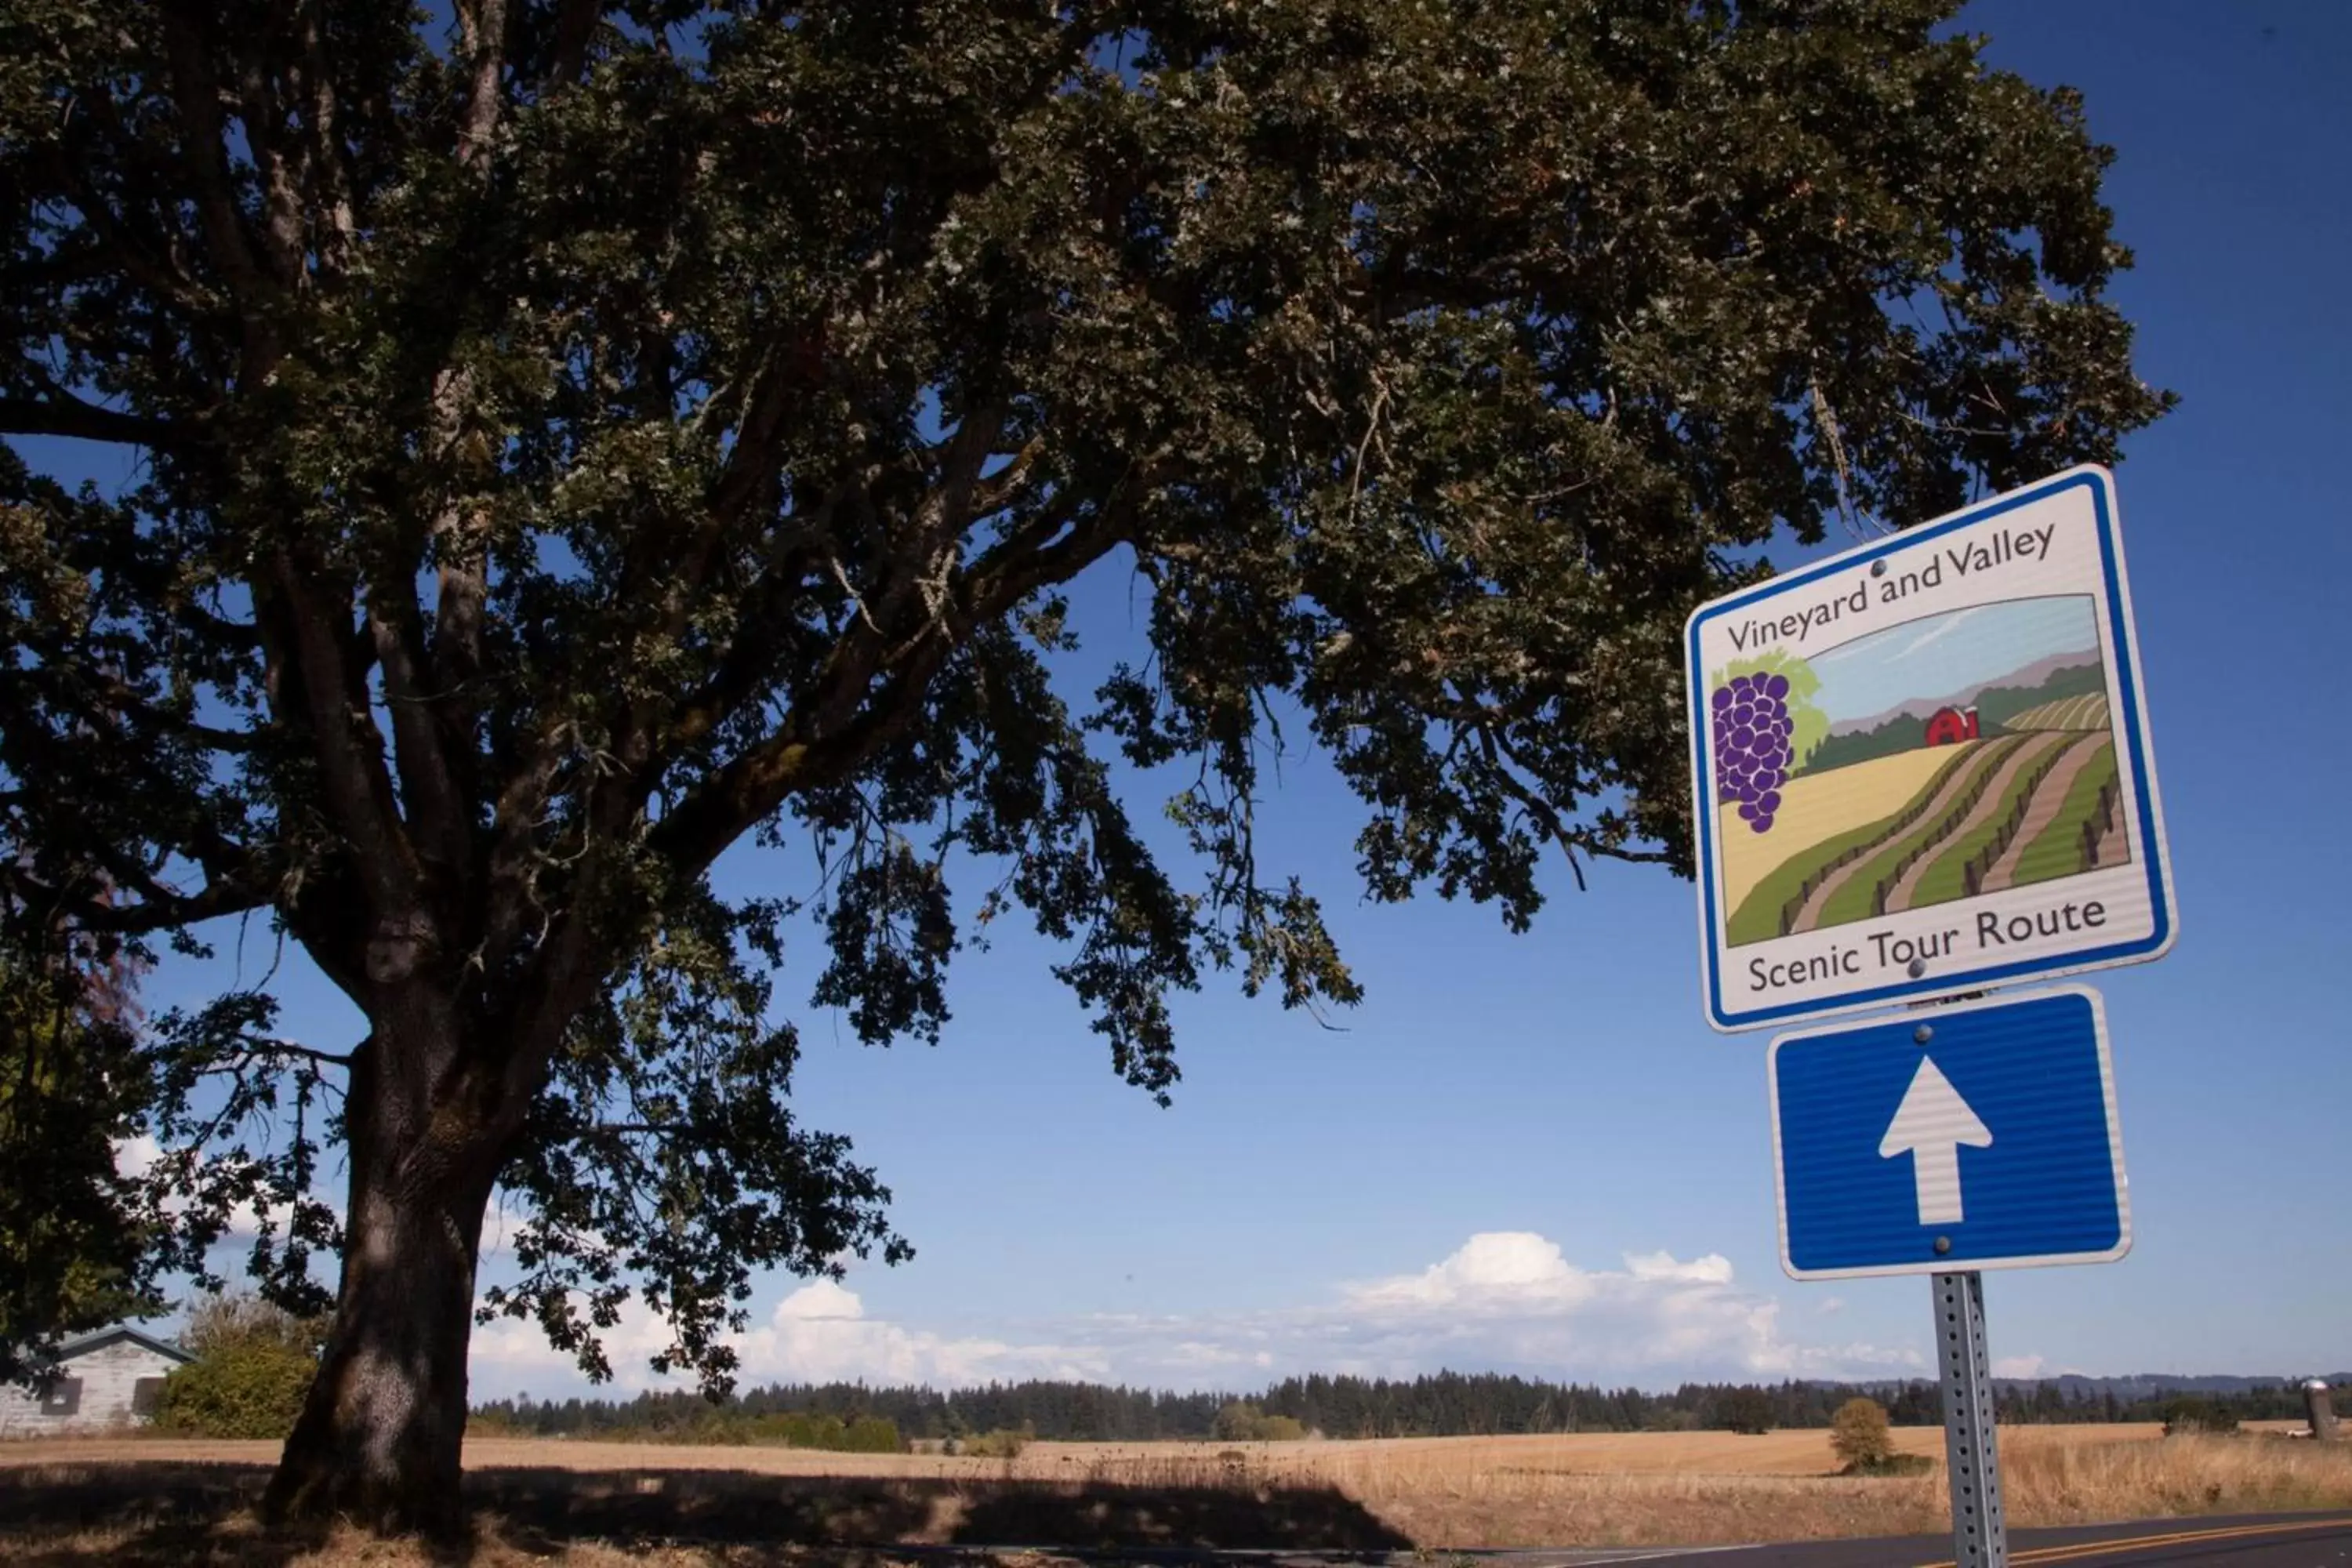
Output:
[
  {"xmin": 843, "ymin": 1415, "xmax": 902, "ymax": 1453},
  {"xmin": 1210, "ymin": 1401, "xmax": 1308, "ymax": 1442},
  {"xmin": 154, "ymin": 1294, "xmax": 329, "ymax": 1439},
  {"xmin": 1830, "ymin": 1397, "xmax": 1895, "ymax": 1472},
  {"xmin": 957, "ymin": 1425, "xmax": 1032, "ymax": 1458},
  {"xmin": 154, "ymin": 1341, "xmax": 318, "ymax": 1438}
]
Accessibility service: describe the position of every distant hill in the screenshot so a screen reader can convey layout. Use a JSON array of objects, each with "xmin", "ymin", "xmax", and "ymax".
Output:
[
  {"xmin": 1995, "ymin": 1372, "xmax": 2352, "ymax": 1399},
  {"xmin": 1799, "ymin": 659, "xmax": 2104, "ymax": 777},
  {"xmin": 1828, "ymin": 652, "xmax": 2102, "ymax": 737}
]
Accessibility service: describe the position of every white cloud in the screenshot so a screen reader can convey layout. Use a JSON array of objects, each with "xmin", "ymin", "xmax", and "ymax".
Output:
[
  {"xmin": 1993, "ymin": 1354, "xmax": 2048, "ymax": 1379},
  {"xmin": 468, "ymin": 1280, "xmax": 1113, "ymax": 1398},
  {"xmin": 467, "ymin": 1231, "xmax": 1922, "ymax": 1399},
  {"xmin": 1348, "ymin": 1231, "xmax": 1599, "ymax": 1311},
  {"xmin": 734, "ymin": 1281, "xmax": 1112, "ymax": 1387},
  {"xmin": 1305, "ymin": 1232, "xmax": 1899, "ymax": 1383},
  {"xmin": 1623, "ymin": 1249, "xmax": 1737, "ymax": 1286},
  {"xmin": 469, "ymin": 1301, "xmax": 683, "ymax": 1392},
  {"xmin": 1889, "ymin": 604, "xmax": 1987, "ymax": 662},
  {"xmin": 1317, "ymin": 1233, "xmax": 1804, "ymax": 1380}
]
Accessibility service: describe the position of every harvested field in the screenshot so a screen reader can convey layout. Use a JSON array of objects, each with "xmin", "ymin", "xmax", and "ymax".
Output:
[
  {"xmin": 5, "ymin": 1427, "xmax": 2350, "ymax": 1564},
  {"xmin": 1717, "ymin": 742, "xmax": 1973, "ymax": 927},
  {"xmin": 0, "ymin": 1423, "xmax": 2168, "ymax": 1483}
]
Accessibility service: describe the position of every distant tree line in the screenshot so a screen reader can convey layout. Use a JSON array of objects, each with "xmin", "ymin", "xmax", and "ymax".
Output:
[
  {"xmin": 475, "ymin": 1404, "xmax": 904, "ymax": 1452},
  {"xmin": 472, "ymin": 1380, "xmax": 1223, "ymax": 1444},
  {"xmin": 469, "ymin": 1370, "xmax": 2331, "ymax": 1444}
]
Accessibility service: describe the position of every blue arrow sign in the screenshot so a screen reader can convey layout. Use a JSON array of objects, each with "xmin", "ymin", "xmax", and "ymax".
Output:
[{"xmin": 1769, "ymin": 985, "xmax": 2129, "ymax": 1279}]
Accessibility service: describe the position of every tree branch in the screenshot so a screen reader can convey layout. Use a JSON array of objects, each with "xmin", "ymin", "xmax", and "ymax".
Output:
[
  {"xmin": 648, "ymin": 633, "xmax": 957, "ymax": 881},
  {"xmin": 550, "ymin": 0, "xmax": 600, "ymax": 89},
  {"xmin": 867, "ymin": 401, "xmax": 1012, "ymax": 637},
  {"xmin": 45, "ymin": 663, "xmax": 262, "ymax": 753},
  {"xmin": 264, "ymin": 554, "xmax": 421, "ymax": 918},
  {"xmin": 967, "ymin": 434, "xmax": 1047, "ymax": 519},
  {"xmin": 963, "ymin": 457, "xmax": 1166, "ymax": 615},
  {"xmin": 20, "ymin": 862, "xmax": 275, "ymax": 937},
  {"xmin": 454, "ymin": 0, "xmax": 512, "ymax": 169},
  {"xmin": 0, "ymin": 394, "xmax": 186, "ymax": 449},
  {"xmin": 290, "ymin": 0, "xmax": 361, "ymax": 274},
  {"xmin": 230, "ymin": 2, "xmax": 312, "ymax": 289},
  {"xmin": 37, "ymin": 126, "xmax": 220, "ymax": 320},
  {"xmin": 646, "ymin": 463, "xmax": 1160, "ymax": 882},
  {"xmin": 365, "ymin": 576, "xmax": 473, "ymax": 880},
  {"xmin": 1476, "ymin": 725, "xmax": 1588, "ymax": 893},
  {"xmin": 242, "ymin": 1034, "xmax": 359, "ymax": 1069},
  {"xmin": 157, "ymin": 4, "xmax": 278, "ymax": 346}
]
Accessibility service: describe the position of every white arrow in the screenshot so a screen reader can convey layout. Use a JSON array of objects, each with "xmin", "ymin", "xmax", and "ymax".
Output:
[{"xmin": 1879, "ymin": 1056, "xmax": 1993, "ymax": 1227}]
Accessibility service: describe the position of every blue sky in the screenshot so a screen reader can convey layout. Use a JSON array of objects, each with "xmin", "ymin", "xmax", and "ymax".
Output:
[
  {"xmin": 1808, "ymin": 597, "xmax": 2100, "ymax": 727},
  {"xmin": 118, "ymin": 0, "xmax": 2352, "ymax": 1398}
]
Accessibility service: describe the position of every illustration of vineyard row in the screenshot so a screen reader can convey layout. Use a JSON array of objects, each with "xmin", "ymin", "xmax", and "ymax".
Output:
[
  {"xmin": 1709, "ymin": 600, "xmax": 2129, "ymax": 948},
  {"xmin": 2004, "ymin": 691, "xmax": 2111, "ymax": 732},
  {"xmin": 1725, "ymin": 731, "xmax": 2125, "ymax": 946}
]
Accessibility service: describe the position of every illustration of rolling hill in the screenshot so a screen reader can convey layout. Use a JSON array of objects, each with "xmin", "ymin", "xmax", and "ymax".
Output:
[
  {"xmin": 1824, "ymin": 651, "xmax": 2105, "ymax": 739},
  {"xmin": 1797, "ymin": 660, "xmax": 2106, "ymax": 777}
]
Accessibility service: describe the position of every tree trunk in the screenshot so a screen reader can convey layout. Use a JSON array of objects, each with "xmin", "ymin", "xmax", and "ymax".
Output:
[{"xmin": 263, "ymin": 1021, "xmax": 505, "ymax": 1536}]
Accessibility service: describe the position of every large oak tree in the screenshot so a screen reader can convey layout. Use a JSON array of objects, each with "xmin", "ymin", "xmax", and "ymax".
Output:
[{"xmin": 0, "ymin": 0, "xmax": 2165, "ymax": 1530}]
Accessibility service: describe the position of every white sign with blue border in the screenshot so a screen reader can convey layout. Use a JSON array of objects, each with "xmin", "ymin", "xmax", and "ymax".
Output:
[
  {"xmin": 1686, "ymin": 466, "xmax": 2175, "ymax": 1032},
  {"xmin": 1769, "ymin": 984, "xmax": 2129, "ymax": 1280}
]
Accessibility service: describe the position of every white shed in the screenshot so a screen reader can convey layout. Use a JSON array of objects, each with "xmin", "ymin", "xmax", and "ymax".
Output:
[{"xmin": 0, "ymin": 1327, "xmax": 194, "ymax": 1438}]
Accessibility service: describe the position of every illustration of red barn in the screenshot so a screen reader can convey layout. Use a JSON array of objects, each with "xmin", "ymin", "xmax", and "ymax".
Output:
[{"xmin": 1924, "ymin": 705, "xmax": 1981, "ymax": 746}]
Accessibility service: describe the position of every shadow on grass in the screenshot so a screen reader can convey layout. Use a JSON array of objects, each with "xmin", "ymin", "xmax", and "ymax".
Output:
[
  {"xmin": 948, "ymin": 1476, "xmax": 1411, "ymax": 1552},
  {"xmin": 0, "ymin": 1457, "xmax": 1415, "ymax": 1564},
  {"xmin": 0, "ymin": 1459, "xmax": 328, "ymax": 1566}
]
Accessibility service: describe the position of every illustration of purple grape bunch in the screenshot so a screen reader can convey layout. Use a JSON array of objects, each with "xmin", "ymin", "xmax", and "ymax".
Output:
[{"xmin": 1712, "ymin": 672, "xmax": 1791, "ymax": 833}]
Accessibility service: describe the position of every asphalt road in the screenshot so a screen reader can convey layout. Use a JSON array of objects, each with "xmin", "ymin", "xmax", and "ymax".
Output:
[
  {"xmin": 967, "ymin": 1514, "xmax": 2352, "ymax": 1567},
  {"xmin": 1547, "ymin": 1511, "xmax": 2352, "ymax": 1566}
]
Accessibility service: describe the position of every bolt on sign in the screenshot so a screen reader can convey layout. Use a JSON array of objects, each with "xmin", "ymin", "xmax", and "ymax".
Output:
[{"xmin": 1684, "ymin": 466, "xmax": 2176, "ymax": 1032}]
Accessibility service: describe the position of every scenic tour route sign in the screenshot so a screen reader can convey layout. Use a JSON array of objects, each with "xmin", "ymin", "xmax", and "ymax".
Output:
[
  {"xmin": 1685, "ymin": 466, "xmax": 2176, "ymax": 1032},
  {"xmin": 1769, "ymin": 985, "xmax": 2129, "ymax": 1279}
]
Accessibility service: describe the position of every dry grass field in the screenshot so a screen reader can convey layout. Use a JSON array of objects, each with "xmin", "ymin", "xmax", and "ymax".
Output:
[{"xmin": 2, "ymin": 1426, "xmax": 2349, "ymax": 1565}]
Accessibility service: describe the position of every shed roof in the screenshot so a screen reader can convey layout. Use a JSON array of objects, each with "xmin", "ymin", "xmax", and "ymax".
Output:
[{"xmin": 53, "ymin": 1326, "xmax": 195, "ymax": 1366}]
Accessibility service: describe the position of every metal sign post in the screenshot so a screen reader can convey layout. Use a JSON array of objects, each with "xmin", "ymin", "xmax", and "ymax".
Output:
[{"xmin": 1935, "ymin": 1269, "xmax": 2007, "ymax": 1567}]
